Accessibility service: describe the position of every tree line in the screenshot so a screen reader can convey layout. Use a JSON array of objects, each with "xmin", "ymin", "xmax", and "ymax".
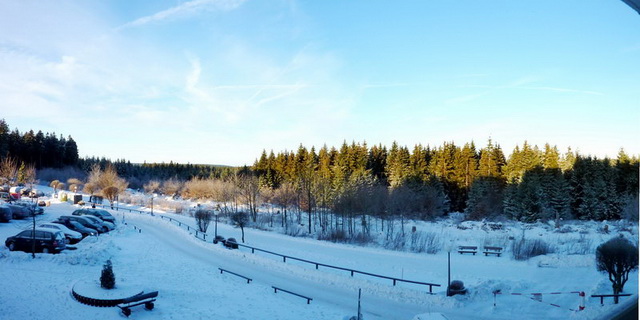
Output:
[
  {"xmin": 251, "ymin": 140, "xmax": 638, "ymax": 226},
  {"xmin": 0, "ymin": 119, "xmax": 79, "ymax": 169}
]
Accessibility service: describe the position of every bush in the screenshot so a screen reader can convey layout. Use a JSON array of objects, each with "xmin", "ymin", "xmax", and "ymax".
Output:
[
  {"xmin": 410, "ymin": 231, "xmax": 442, "ymax": 254},
  {"xmin": 596, "ymin": 237, "xmax": 639, "ymax": 301},
  {"xmin": 512, "ymin": 239, "xmax": 553, "ymax": 261},
  {"xmin": 317, "ymin": 229, "xmax": 348, "ymax": 242},
  {"xmin": 194, "ymin": 209, "xmax": 213, "ymax": 233},
  {"xmin": 385, "ymin": 232, "xmax": 406, "ymax": 250},
  {"xmin": 100, "ymin": 259, "xmax": 116, "ymax": 289}
]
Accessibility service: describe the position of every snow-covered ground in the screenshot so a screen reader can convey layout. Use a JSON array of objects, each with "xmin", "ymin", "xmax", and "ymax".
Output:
[{"xmin": 0, "ymin": 188, "xmax": 637, "ymax": 320}]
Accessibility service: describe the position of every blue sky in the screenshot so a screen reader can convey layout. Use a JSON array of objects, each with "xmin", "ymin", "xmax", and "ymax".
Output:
[{"xmin": 1, "ymin": 0, "xmax": 638, "ymax": 166}]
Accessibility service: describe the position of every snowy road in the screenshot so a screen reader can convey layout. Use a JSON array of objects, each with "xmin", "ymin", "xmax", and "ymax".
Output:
[{"xmin": 129, "ymin": 213, "xmax": 482, "ymax": 320}]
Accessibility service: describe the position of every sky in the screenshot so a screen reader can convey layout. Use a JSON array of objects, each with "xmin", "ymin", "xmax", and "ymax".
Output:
[{"xmin": 0, "ymin": 0, "xmax": 638, "ymax": 166}]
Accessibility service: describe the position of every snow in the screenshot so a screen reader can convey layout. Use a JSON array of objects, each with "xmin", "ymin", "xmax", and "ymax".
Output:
[{"xmin": 0, "ymin": 187, "xmax": 637, "ymax": 319}]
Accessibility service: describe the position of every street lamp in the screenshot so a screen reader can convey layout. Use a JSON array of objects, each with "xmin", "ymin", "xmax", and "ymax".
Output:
[{"xmin": 214, "ymin": 211, "xmax": 219, "ymax": 238}]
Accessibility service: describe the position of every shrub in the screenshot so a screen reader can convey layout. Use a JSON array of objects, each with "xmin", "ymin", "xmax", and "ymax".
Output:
[
  {"xmin": 385, "ymin": 232, "xmax": 406, "ymax": 250},
  {"xmin": 100, "ymin": 259, "xmax": 116, "ymax": 289},
  {"xmin": 317, "ymin": 229, "xmax": 348, "ymax": 242},
  {"xmin": 512, "ymin": 238, "xmax": 553, "ymax": 261},
  {"xmin": 194, "ymin": 209, "xmax": 213, "ymax": 233},
  {"xmin": 410, "ymin": 231, "xmax": 442, "ymax": 254},
  {"xmin": 596, "ymin": 237, "xmax": 639, "ymax": 302}
]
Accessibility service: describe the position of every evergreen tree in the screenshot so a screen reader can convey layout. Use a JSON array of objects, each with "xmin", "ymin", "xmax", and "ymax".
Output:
[
  {"xmin": 63, "ymin": 136, "xmax": 79, "ymax": 166},
  {"xmin": 100, "ymin": 259, "xmax": 116, "ymax": 289},
  {"xmin": 478, "ymin": 139, "xmax": 505, "ymax": 178},
  {"xmin": 0, "ymin": 119, "xmax": 8, "ymax": 158},
  {"xmin": 466, "ymin": 176, "xmax": 504, "ymax": 220}
]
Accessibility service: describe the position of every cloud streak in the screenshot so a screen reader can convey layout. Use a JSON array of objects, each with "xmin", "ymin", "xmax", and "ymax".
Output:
[{"xmin": 118, "ymin": 0, "xmax": 246, "ymax": 30}]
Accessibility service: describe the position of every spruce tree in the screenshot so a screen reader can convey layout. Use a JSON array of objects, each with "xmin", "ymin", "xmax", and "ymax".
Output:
[{"xmin": 100, "ymin": 259, "xmax": 116, "ymax": 289}]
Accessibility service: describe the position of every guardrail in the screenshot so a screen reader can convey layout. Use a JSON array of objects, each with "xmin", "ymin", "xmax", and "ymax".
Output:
[
  {"xmin": 235, "ymin": 242, "xmax": 440, "ymax": 293},
  {"xmin": 591, "ymin": 293, "xmax": 632, "ymax": 305},
  {"xmin": 219, "ymin": 268, "xmax": 252, "ymax": 284},
  {"xmin": 272, "ymin": 286, "xmax": 312, "ymax": 304},
  {"xmin": 97, "ymin": 202, "xmax": 441, "ymax": 293}
]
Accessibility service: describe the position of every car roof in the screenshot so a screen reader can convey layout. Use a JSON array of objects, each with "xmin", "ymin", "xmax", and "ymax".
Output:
[{"xmin": 34, "ymin": 227, "xmax": 64, "ymax": 234}]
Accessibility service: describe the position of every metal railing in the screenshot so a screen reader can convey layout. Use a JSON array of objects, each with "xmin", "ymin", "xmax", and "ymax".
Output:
[{"xmin": 98, "ymin": 201, "xmax": 441, "ymax": 293}]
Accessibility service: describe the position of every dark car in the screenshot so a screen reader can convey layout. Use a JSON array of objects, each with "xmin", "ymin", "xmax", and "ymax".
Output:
[
  {"xmin": 224, "ymin": 237, "xmax": 239, "ymax": 249},
  {"xmin": 6, "ymin": 204, "xmax": 32, "ymax": 219},
  {"xmin": 5, "ymin": 228, "xmax": 67, "ymax": 253},
  {"xmin": 54, "ymin": 219, "xmax": 97, "ymax": 238},
  {"xmin": 0, "ymin": 205, "xmax": 12, "ymax": 222},
  {"xmin": 72, "ymin": 208, "xmax": 116, "ymax": 223},
  {"xmin": 58, "ymin": 215, "xmax": 106, "ymax": 234},
  {"xmin": 213, "ymin": 235, "xmax": 225, "ymax": 244}
]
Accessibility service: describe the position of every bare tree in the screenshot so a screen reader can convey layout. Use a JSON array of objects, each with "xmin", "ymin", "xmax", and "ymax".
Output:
[
  {"xmin": 596, "ymin": 237, "xmax": 639, "ymax": 303},
  {"xmin": 144, "ymin": 180, "xmax": 161, "ymax": 195},
  {"xmin": 83, "ymin": 182, "xmax": 98, "ymax": 195},
  {"xmin": 49, "ymin": 180, "xmax": 60, "ymax": 194},
  {"xmin": 272, "ymin": 181, "xmax": 297, "ymax": 229},
  {"xmin": 86, "ymin": 164, "xmax": 128, "ymax": 207},
  {"xmin": 231, "ymin": 211, "xmax": 249, "ymax": 243},
  {"xmin": 67, "ymin": 178, "xmax": 83, "ymax": 192},
  {"xmin": 236, "ymin": 173, "xmax": 261, "ymax": 222},
  {"xmin": 194, "ymin": 209, "xmax": 213, "ymax": 233},
  {"xmin": 0, "ymin": 157, "xmax": 18, "ymax": 186},
  {"xmin": 182, "ymin": 178, "xmax": 215, "ymax": 199},
  {"xmin": 102, "ymin": 186, "xmax": 119, "ymax": 209},
  {"xmin": 161, "ymin": 178, "xmax": 183, "ymax": 198}
]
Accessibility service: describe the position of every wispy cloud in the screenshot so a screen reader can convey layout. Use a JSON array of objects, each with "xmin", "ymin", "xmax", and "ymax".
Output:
[
  {"xmin": 118, "ymin": 0, "xmax": 246, "ymax": 30},
  {"xmin": 520, "ymin": 86, "xmax": 603, "ymax": 95},
  {"xmin": 448, "ymin": 76, "xmax": 602, "ymax": 104}
]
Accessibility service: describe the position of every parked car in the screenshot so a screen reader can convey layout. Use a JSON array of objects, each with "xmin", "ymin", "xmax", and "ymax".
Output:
[
  {"xmin": 53, "ymin": 219, "xmax": 97, "ymax": 238},
  {"xmin": 6, "ymin": 204, "xmax": 32, "ymax": 219},
  {"xmin": 9, "ymin": 186, "xmax": 23, "ymax": 194},
  {"xmin": 5, "ymin": 228, "xmax": 67, "ymax": 253},
  {"xmin": 58, "ymin": 215, "xmax": 106, "ymax": 234},
  {"xmin": 224, "ymin": 237, "xmax": 239, "ymax": 249},
  {"xmin": 13, "ymin": 201, "xmax": 43, "ymax": 214},
  {"xmin": 38, "ymin": 223, "xmax": 83, "ymax": 244},
  {"xmin": 72, "ymin": 208, "xmax": 116, "ymax": 223},
  {"xmin": 213, "ymin": 235, "xmax": 225, "ymax": 244},
  {"xmin": 29, "ymin": 189, "xmax": 45, "ymax": 198},
  {"xmin": 0, "ymin": 191, "xmax": 19, "ymax": 202},
  {"xmin": 0, "ymin": 205, "xmax": 12, "ymax": 222},
  {"xmin": 81, "ymin": 215, "xmax": 115, "ymax": 232}
]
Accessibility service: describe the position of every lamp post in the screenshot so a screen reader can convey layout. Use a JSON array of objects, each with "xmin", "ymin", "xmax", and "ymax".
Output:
[{"xmin": 214, "ymin": 211, "xmax": 218, "ymax": 238}]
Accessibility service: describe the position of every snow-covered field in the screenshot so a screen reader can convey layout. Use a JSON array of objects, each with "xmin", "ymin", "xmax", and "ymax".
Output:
[{"xmin": 0, "ymin": 188, "xmax": 637, "ymax": 320}]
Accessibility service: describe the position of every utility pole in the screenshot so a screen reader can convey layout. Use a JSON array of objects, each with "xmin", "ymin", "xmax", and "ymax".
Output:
[
  {"xmin": 447, "ymin": 251, "xmax": 451, "ymax": 296},
  {"xmin": 357, "ymin": 288, "xmax": 362, "ymax": 320}
]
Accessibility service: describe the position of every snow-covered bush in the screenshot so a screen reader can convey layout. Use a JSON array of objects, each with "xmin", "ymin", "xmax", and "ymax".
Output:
[{"xmin": 511, "ymin": 239, "xmax": 553, "ymax": 260}]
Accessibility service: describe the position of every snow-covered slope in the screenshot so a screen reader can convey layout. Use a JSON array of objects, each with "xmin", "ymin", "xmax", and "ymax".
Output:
[{"xmin": 0, "ymin": 195, "xmax": 637, "ymax": 319}]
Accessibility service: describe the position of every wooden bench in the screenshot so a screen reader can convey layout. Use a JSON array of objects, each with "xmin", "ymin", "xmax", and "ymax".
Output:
[
  {"xmin": 457, "ymin": 246, "xmax": 478, "ymax": 255},
  {"xmin": 118, "ymin": 291, "xmax": 158, "ymax": 317},
  {"xmin": 483, "ymin": 246, "xmax": 503, "ymax": 257},
  {"xmin": 272, "ymin": 286, "xmax": 313, "ymax": 304}
]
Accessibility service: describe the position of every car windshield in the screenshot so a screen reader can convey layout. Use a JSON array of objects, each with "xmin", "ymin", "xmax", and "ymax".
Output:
[{"xmin": 69, "ymin": 221, "xmax": 84, "ymax": 229}]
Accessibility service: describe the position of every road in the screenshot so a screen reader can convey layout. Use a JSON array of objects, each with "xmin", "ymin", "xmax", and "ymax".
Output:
[{"xmin": 130, "ymin": 214, "xmax": 487, "ymax": 320}]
